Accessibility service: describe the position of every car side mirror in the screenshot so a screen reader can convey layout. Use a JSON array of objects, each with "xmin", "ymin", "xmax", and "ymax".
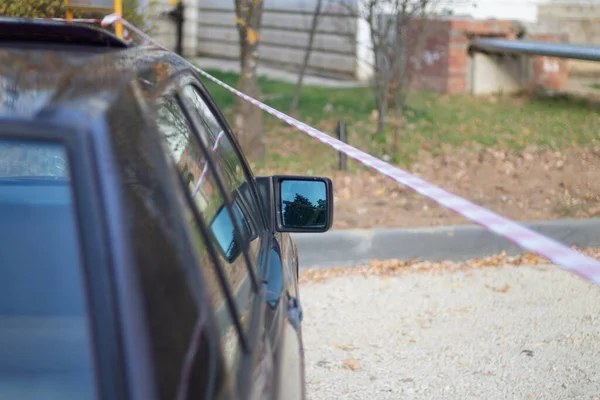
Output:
[{"xmin": 273, "ymin": 176, "xmax": 333, "ymax": 233}]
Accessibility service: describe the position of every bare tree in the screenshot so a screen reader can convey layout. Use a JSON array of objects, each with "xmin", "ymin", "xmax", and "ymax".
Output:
[
  {"xmin": 234, "ymin": 0, "xmax": 265, "ymax": 161},
  {"xmin": 339, "ymin": 0, "xmax": 455, "ymax": 133},
  {"xmin": 288, "ymin": 0, "xmax": 324, "ymax": 115}
]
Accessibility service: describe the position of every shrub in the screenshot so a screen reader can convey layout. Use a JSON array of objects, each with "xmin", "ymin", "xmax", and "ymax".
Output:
[{"xmin": 0, "ymin": 0, "xmax": 155, "ymax": 31}]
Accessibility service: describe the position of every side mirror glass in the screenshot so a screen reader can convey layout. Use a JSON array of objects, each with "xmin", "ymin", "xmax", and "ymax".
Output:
[
  {"xmin": 209, "ymin": 200, "xmax": 251, "ymax": 262},
  {"xmin": 275, "ymin": 176, "xmax": 333, "ymax": 233}
]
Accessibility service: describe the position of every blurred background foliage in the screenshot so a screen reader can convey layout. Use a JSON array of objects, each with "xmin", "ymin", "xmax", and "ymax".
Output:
[{"xmin": 0, "ymin": 0, "xmax": 155, "ymax": 30}]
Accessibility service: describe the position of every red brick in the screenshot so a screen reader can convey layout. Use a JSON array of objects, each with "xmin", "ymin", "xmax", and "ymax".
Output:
[
  {"xmin": 448, "ymin": 65, "xmax": 467, "ymax": 75},
  {"xmin": 448, "ymin": 53, "xmax": 468, "ymax": 69},
  {"xmin": 528, "ymin": 33, "xmax": 570, "ymax": 90},
  {"xmin": 447, "ymin": 78, "xmax": 466, "ymax": 94},
  {"xmin": 450, "ymin": 20, "xmax": 468, "ymax": 31},
  {"xmin": 402, "ymin": 17, "xmax": 539, "ymax": 94},
  {"xmin": 496, "ymin": 21, "xmax": 511, "ymax": 31},
  {"xmin": 411, "ymin": 75, "xmax": 448, "ymax": 93},
  {"xmin": 532, "ymin": 55, "xmax": 568, "ymax": 90},
  {"xmin": 450, "ymin": 40, "xmax": 469, "ymax": 49}
]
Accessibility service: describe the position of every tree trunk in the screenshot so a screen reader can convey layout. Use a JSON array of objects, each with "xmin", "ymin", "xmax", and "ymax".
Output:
[
  {"xmin": 234, "ymin": 0, "xmax": 265, "ymax": 162},
  {"xmin": 235, "ymin": 55, "xmax": 264, "ymax": 161},
  {"xmin": 289, "ymin": 0, "xmax": 323, "ymax": 115}
]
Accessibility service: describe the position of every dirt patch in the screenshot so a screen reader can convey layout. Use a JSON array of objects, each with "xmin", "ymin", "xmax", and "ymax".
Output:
[{"xmin": 331, "ymin": 146, "xmax": 600, "ymax": 230}]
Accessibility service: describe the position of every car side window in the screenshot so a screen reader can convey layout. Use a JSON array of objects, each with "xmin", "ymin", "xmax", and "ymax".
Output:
[
  {"xmin": 154, "ymin": 94, "xmax": 251, "ymax": 375},
  {"xmin": 178, "ymin": 85, "xmax": 262, "ymax": 265},
  {"xmin": 0, "ymin": 140, "xmax": 96, "ymax": 400}
]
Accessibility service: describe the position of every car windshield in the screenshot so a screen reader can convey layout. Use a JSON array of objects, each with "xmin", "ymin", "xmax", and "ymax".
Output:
[{"xmin": 0, "ymin": 140, "xmax": 95, "ymax": 399}]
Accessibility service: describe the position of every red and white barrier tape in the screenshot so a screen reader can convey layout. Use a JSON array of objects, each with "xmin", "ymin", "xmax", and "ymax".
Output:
[
  {"xmin": 42, "ymin": 14, "xmax": 600, "ymax": 285},
  {"xmin": 37, "ymin": 17, "xmax": 103, "ymax": 23},
  {"xmin": 187, "ymin": 75, "xmax": 600, "ymax": 285},
  {"xmin": 192, "ymin": 131, "xmax": 225, "ymax": 196}
]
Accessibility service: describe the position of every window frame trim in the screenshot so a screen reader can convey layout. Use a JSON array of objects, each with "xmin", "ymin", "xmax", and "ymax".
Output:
[
  {"xmin": 150, "ymin": 72, "xmax": 252, "ymax": 338},
  {"xmin": 173, "ymin": 82, "xmax": 261, "ymax": 293},
  {"xmin": 172, "ymin": 157, "xmax": 250, "ymax": 354},
  {"xmin": 179, "ymin": 80, "xmax": 270, "ymax": 232}
]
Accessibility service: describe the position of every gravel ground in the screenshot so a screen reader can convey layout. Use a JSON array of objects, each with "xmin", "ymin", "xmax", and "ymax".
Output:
[{"xmin": 301, "ymin": 265, "xmax": 600, "ymax": 400}]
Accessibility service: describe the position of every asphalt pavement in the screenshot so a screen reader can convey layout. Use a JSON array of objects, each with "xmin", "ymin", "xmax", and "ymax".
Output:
[{"xmin": 293, "ymin": 218, "xmax": 600, "ymax": 269}]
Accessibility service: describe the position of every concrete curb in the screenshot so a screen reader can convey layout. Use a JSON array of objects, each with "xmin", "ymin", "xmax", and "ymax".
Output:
[{"xmin": 292, "ymin": 218, "xmax": 600, "ymax": 269}]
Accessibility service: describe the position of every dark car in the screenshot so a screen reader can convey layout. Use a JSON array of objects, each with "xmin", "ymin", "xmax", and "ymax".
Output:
[{"xmin": 0, "ymin": 19, "xmax": 333, "ymax": 400}]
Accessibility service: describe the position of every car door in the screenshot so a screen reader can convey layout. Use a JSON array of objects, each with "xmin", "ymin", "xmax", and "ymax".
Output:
[
  {"xmin": 176, "ymin": 78, "xmax": 305, "ymax": 400},
  {"xmin": 151, "ymin": 73, "xmax": 277, "ymax": 399}
]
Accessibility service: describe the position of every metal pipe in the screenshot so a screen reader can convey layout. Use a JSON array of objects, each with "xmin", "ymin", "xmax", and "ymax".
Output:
[{"xmin": 470, "ymin": 38, "xmax": 600, "ymax": 62}]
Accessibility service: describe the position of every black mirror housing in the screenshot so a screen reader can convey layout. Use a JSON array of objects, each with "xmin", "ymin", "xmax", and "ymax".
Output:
[{"xmin": 272, "ymin": 175, "xmax": 333, "ymax": 233}]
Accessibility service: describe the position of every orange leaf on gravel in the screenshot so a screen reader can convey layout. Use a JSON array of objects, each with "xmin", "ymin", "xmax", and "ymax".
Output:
[
  {"xmin": 486, "ymin": 283, "xmax": 511, "ymax": 293},
  {"xmin": 299, "ymin": 247, "xmax": 600, "ymax": 285},
  {"xmin": 342, "ymin": 358, "xmax": 360, "ymax": 371}
]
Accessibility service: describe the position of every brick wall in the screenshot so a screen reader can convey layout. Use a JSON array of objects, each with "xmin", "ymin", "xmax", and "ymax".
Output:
[
  {"xmin": 448, "ymin": 19, "xmax": 513, "ymax": 94},
  {"xmin": 404, "ymin": 18, "xmax": 513, "ymax": 94},
  {"xmin": 405, "ymin": 18, "xmax": 568, "ymax": 94},
  {"xmin": 404, "ymin": 19, "xmax": 451, "ymax": 93},
  {"xmin": 529, "ymin": 34, "xmax": 570, "ymax": 90}
]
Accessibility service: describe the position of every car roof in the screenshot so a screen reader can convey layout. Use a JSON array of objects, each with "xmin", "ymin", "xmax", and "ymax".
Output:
[{"xmin": 0, "ymin": 19, "xmax": 191, "ymax": 121}]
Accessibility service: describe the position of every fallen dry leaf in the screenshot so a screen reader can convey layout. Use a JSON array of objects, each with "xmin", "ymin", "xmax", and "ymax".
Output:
[
  {"xmin": 342, "ymin": 358, "xmax": 360, "ymax": 371},
  {"xmin": 588, "ymin": 207, "xmax": 600, "ymax": 216},
  {"xmin": 334, "ymin": 344, "xmax": 355, "ymax": 351},
  {"xmin": 299, "ymin": 247, "xmax": 600, "ymax": 285},
  {"xmin": 369, "ymin": 109, "xmax": 378, "ymax": 122},
  {"xmin": 485, "ymin": 284, "xmax": 511, "ymax": 293}
]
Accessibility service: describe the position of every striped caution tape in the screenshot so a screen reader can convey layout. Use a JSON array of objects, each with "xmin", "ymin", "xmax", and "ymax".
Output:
[{"xmin": 47, "ymin": 13, "xmax": 598, "ymax": 286}]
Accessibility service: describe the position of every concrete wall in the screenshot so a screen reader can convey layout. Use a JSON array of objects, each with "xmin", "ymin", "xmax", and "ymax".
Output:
[
  {"xmin": 195, "ymin": 0, "xmax": 358, "ymax": 80},
  {"xmin": 468, "ymin": 30, "xmax": 569, "ymax": 96},
  {"xmin": 470, "ymin": 53, "xmax": 529, "ymax": 95},
  {"xmin": 529, "ymin": 2, "xmax": 600, "ymax": 76}
]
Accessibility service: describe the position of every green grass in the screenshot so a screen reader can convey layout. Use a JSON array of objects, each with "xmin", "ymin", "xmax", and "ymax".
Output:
[
  {"xmin": 587, "ymin": 83, "xmax": 600, "ymax": 90},
  {"xmin": 200, "ymin": 69, "xmax": 600, "ymax": 174}
]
